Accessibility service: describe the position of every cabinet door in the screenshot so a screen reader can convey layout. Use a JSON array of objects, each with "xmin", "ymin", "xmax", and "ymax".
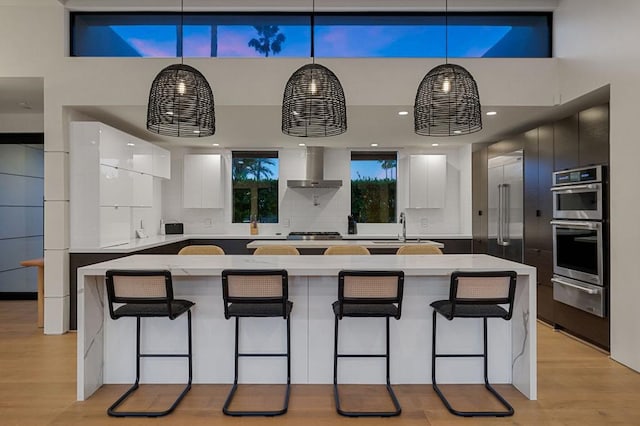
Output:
[
  {"xmin": 183, "ymin": 155, "xmax": 203, "ymax": 208},
  {"xmin": 99, "ymin": 165, "xmax": 133, "ymax": 207},
  {"xmin": 183, "ymin": 154, "xmax": 222, "ymax": 208},
  {"xmin": 201, "ymin": 154, "xmax": 222, "ymax": 208},
  {"xmin": 132, "ymin": 172, "xmax": 153, "ymax": 207},
  {"xmin": 538, "ymin": 124, "xmax": 554, "ymax": 251},
  {"xmin": 152, "ymin": 145, "xmax": 171, "ymax": 179},
  {"xmin": 554, "ymin": 115, "xmax": 579, "ymax": 171},
  {"xmin": 99, "ymin": 206, "xmax": 130, "ymax": 247},
  {"xmin": 472, "ymin": 149, "xmax": 488, "ymax": 253},
  {"xmin": 99, "ymin": 124, "xmax": 132, "ymax": 169},
  {"xmin": 523, "ymin": 128, "xmax": 539, "ymax": 249},
  {"xmin": 408, "ymin": 154, "xmax": 446, "ymax": 208},
  {"xmin": 132, "ymin": 140, "xmax": 154, "ymax": 174},
  {"xmin": 579, "ymin": 104, "xmax": 609, "ymax": 166}
]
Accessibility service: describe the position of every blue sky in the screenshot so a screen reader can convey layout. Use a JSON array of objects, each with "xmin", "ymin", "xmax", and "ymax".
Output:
[{"xmin": 109, "ymin": 23, "xmax": 511, "ymax": 58}]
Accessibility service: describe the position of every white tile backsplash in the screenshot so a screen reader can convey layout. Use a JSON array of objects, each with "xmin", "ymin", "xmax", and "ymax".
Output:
[{"xmin": 162, "ymin": 145, "xmax": 472, "ymax": 237}]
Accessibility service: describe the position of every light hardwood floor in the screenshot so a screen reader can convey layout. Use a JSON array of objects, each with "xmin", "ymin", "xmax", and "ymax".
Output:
[{"xmin": 2, "ymin": 300, "xmax": 640, "ymax": 425}]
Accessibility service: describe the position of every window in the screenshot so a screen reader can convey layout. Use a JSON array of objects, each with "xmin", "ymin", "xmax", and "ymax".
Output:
[
  {"xmin": 351, "ymin": 152, "xmax": 397, "ymax": 224},
  {"xmin": 232, "ymin": 151, "xmax": 278, "ymax": 223},
  {"xmin": 71, "ymin": 12, "xmax": 551, "ymax": 58}
]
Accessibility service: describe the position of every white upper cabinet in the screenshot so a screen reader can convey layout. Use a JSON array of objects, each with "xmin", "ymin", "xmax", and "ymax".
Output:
[
  {"xmin": 152, "ymin": 145, "xmax": 171, "ymax": 179},
  {"xmin": 132, "ymin": 140, "xmax": 153, "ymax": 175},
  {"xmin": 183, "ymin": 154, "xmax": 222, "ymax": 208},
  {"xmin": 408, "ymin": 154, "xmax": 447, "ymax": 208}
]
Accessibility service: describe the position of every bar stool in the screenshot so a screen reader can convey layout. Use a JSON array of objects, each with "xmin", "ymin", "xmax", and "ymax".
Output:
[
  {"xmin": 253, "ymin": 245, "xmax": 300, "ymax": 255},
  {"xmin": 104, "ymin": 270, "xmax": 194, "ymax": 417},
  {"xmin": 324, "ymin": 245, "xmax": 370, "ymax": 255},
  {"xmin": 396, "ymin": 244, "xmax": 443, "ymax": 255},
  {"xmin": 430, "ymin": 270, "xmax": 517, "ymax": 417},
  {"xmin": 221, "ymin": 269, "xmax": 292, "ymax": 416},
  {"xmin": 178, "ymin": 245, "xmax": 225, "ymax": 255},
  {"xmin": 333, "ymin": 270, "xmax": 404, "ymax": 417}
]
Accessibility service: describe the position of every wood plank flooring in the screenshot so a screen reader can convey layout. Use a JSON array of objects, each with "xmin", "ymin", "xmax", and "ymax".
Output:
[{"xmin": 2, "ymin": 300, "xmax": 640, "ymax": 425}]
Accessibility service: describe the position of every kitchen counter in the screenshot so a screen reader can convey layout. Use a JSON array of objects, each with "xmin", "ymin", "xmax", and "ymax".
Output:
[
  {"xmin": 69, "ymin": 233, "xmax": 469, "ymax": 253},
  {"xmin": 77, "ymin": 254, "xmax": 536, "ymax": 402},
  {"xmin": 247, "ymin": 239, "xmax": 445, "ymax": 249}
]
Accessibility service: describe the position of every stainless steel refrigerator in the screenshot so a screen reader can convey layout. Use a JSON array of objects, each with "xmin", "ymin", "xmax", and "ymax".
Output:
[{"xmin": 487, "ymin": 150, "xmax": 523, "ymax": 262}]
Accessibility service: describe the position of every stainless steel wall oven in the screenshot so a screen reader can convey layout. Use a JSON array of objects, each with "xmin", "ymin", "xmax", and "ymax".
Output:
[{"xmin": 550, "ymin": 165, "xmax": 607, "ymax": 318}]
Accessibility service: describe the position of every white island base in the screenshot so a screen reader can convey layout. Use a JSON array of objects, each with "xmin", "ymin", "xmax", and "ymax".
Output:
[{"xmin": 78, "ymin": 254, "xmax": 536, "ymax": 401}]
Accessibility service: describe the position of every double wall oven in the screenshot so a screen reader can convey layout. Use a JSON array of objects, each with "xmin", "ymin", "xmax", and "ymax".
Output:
[{"xmin": 550, "ymin": 165, "xmax": 607, "ymax": 317}]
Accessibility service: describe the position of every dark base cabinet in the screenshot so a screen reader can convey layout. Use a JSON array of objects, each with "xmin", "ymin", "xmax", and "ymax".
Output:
[
  {"xmin": 553, "ymin": 301, "xmax": 610, "ymax": 350},
  {"xmin": 537, "ymin": 285, "xmax": 554, "ymax": 325}
]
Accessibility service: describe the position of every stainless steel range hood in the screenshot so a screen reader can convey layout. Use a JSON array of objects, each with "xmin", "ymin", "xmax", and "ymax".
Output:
[{"xmin": 287, "ymin": 146, "xmax": 343, "ymax": 188}]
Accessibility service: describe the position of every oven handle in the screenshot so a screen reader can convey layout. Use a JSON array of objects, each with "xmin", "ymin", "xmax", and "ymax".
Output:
[
  {"xmin": 551, "ymin": 277, "xmax": 601, "ymax": 295},
  {"xmin": 550, "ymin": 183, "xmax": 600, "ymax": 192},
  {"xmin": 550, "ymin": 220, "xmax": 600, "ymax": 229}
]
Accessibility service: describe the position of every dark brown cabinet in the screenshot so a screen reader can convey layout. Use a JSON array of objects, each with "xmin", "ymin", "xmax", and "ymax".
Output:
[
  {"xmin": 579, "ymin": 104, "xmax": 609, "ymax": 166},
  {"xmin": 554, "ymin": 114, "xmax": 580, "ymax": 171},
  {"xmin": 523, "ymin": 125, "xmax": 554, "ymax": 322},
  {"xmin": 472, "ymin": 147, "xmax": 488, "ymax": 254}
]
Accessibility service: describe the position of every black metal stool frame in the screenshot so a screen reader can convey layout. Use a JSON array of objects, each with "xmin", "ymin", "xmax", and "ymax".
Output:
[
  {"xmin": 105, "ymin": 270, "xmax": 193, "ymax": 418},
  {"xmin": 333, "ymin": 270, "xmax": 404, "ymax": 417},
  {"xmin": 221, "ymin": 269, "xmax": 291, "ymax": 417},
  {"xmin": 431, "ymin": 270, "xmax": 517, "ymax": 418}
]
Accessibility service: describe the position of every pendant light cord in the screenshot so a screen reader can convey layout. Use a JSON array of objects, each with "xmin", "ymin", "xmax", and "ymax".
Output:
[
  {"xmin": 311, "ymin": 0, "xmax": 315, "ymax": 64},
  {"xmin": 445, "ymin": 0, "xmax": 448, "ymax": 64},
  {"xmin": 180, "ymin": 0, "xmax": 184, "ymax": 65}
]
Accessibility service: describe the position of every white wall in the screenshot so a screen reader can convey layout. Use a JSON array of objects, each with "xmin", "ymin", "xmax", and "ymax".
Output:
[
  {"xmin": 163, "ymin": 145, "xmax": 471, "ymax": 236},
  {"xmin": 555, "ymin": 0, "xmax": 640, "ymax": 372}
]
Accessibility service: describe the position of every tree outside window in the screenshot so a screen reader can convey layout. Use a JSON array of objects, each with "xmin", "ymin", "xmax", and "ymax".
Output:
[
  {"xmin": 351, "ymin": 152, "xmax": 397, "ymax": 223},
  {"xmin": 232, "ymin": 151, "xmax": 278, "ymax": 223}
]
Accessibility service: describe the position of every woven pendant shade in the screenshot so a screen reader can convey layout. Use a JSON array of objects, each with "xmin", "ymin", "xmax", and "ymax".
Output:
[
  {"xmin": 282, "ymin": 63, "xmax": 347, "ymax": 137},
  {"xmin": 414, "ymin": 63, "xmax": 482, "ymax": 136},
  {"xmin": 147, "ymin": 64, "xmax": 215, "ymax": 138}
]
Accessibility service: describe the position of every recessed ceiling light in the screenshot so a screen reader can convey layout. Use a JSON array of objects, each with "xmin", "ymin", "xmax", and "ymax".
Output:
[
  {"xmin": 432, "ymin": 143, "xmax": 439, "ymax": 147},
  {"xmin": 486, "ymin": 111, "xmax": 497, "ymax": 116},
  {"xmin": 398, "ymin": 111, "xmax": 409, "ymax": 116},
  {"xmin": 212, "ymin": 143, "xmax": 219, "ymax": 146},
  {"xmin": 298, "ymin": 143, "xmax": 306, "ymax": 147},
  {"xmin": 18, "ymin": 101, "xmax": 32, "ymax": 110},
  {"xmin": 371, "ymin": 143, "xmax": 378, "ymax": 147},
  {"xmin": 127, "ymin": 143, "xmax": 135, "ymax": 146},
  {"xmin": 453, "ymin": 130, "xmax": 462, "ymax": 134}
]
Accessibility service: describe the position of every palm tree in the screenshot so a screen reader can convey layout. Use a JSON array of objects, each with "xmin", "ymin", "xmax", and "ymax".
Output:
[
  {"xmin": 248, "ymin": 25, "xmax": 286, "ymax": 57},
  {"xmin": 378, "ymin": 159, "xmax": 397, "ymax": 179}
]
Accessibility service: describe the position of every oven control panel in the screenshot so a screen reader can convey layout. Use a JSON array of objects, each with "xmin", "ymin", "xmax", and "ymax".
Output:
[{"xmin": 553, "ymin": 165, "xmax": 602, "ymax": 186}]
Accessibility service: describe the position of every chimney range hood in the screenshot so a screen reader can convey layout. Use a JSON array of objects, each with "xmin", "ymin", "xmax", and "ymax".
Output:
[{"xmin": 287, "ymin": 146, "xmax": 343, "ymax": 189}]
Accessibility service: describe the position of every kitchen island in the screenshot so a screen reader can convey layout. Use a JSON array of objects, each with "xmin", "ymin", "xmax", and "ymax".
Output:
[
  {"xmin": 77, "ymin": 254, "xmax": 536, "ymax": 402},
  {"xmin": 246, "ymin": 238, "xmax": 445, "ymax": 250}
]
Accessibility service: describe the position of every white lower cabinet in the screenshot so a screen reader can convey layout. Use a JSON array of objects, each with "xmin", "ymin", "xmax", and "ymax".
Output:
[{"xmin": 183, "ymin": 154, "xmax": 222, "ymax": 208}]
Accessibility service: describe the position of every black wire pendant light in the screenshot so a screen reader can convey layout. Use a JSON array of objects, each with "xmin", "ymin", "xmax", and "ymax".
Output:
[
  {"xmin": 282, "ymin": 0, "xmax": 347, "ymax": 137},
  {"xmin": 147, "ymin": 0, "xmax": 215, "ymax": 137},
  {"xmin": 414, "ymin": 0, "xmax": 482, "ymax": 136}
]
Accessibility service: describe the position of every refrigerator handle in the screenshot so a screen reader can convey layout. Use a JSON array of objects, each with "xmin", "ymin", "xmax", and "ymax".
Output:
[
  {"xmin": 503, "ymin": 183, "xmax": 511, "ymax": 245},
  {"xmin": 497, "ymin": 184, "xmax": 503, "ymax": 245}
]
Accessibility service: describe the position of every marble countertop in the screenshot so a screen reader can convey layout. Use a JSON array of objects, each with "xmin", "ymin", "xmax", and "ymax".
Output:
[
  {"xmin": 78, "ymin": 253, "xmax": 534, "ymax": 277},
  {"xmin": 246, "ymin": 239, "xmax": 444, "ymax": 249},
  {"xmin": 69, "ymin": 233, "xmax": 470, "ymax": 254}
]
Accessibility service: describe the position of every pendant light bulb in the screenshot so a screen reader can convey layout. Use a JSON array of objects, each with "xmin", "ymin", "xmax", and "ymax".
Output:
[
  {"xmin": 177, "ymin": 80, "xmax": 186, "ymax": 95},
  {"xmin": 442, "ymin": 77, "xmax": 451, "ymax": 94},
  {"xmin": 309, "ymin": 79, "xmax": 317, "ymax": 94}
]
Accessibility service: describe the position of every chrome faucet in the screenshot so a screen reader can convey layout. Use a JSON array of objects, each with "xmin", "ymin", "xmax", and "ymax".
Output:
[{"xmin": 399, "ymin": 212, "xmax": 406, "ymax": 242}]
